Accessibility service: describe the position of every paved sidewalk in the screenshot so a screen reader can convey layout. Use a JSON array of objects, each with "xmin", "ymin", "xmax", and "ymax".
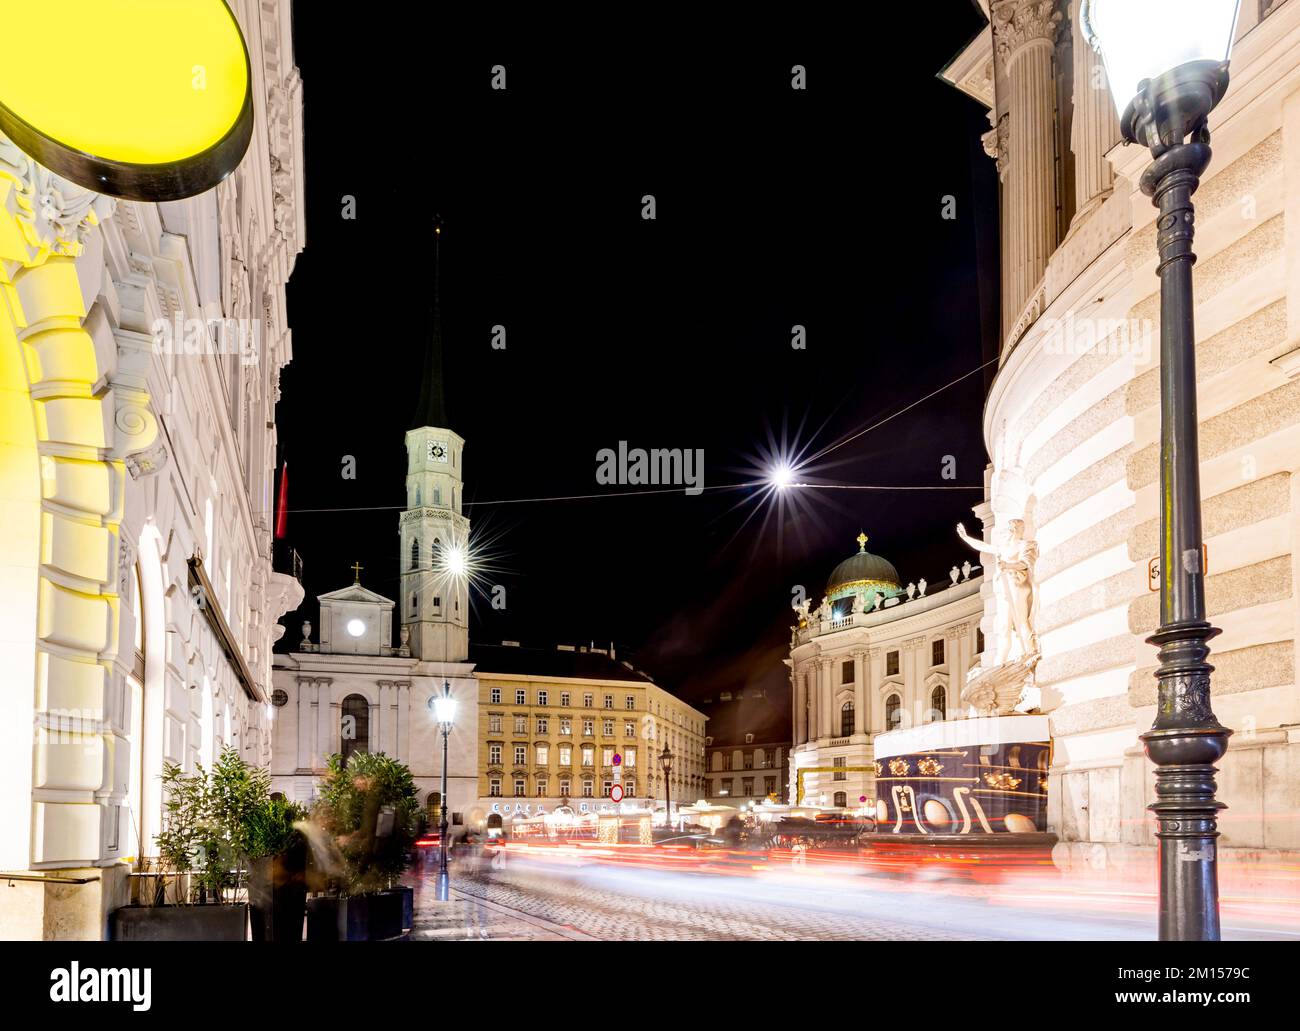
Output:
[{"xmin": 410, "ymin": 881, "xmax": 592, "ymax": 941}]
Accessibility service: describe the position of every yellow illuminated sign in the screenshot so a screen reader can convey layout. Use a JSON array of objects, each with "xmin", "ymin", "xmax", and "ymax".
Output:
[{"xmin": 0, "ymin": 0, "xmax": 253, "ymax": 201}]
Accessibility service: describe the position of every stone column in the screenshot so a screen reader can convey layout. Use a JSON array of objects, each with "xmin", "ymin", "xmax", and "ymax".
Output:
[
  {"xmin": 820, "ymin": 659, "xmax": 835, "ymax": 738},
  {"xmin": 868, "ymin": 648, "xmax": 885, "ymax": 732},
  {"xmin": 296, "ymin": 677, "xmax": 313, "ymax": 769},
  {"xmin": 1069, "ymin": 0, "xmax": 1119, "ymax": 223},
  {"xmin": 992, "ymin": 0, "xmax": 1062, "ymax": 336},
  {"xmin": 808, "ymin": 667, "xmax": 818, "ymax": 744},
  {"xmin": 853, "ymin": 650, "xmax": 867, "ymax": 735},
  {"xmin": 790, "ymin": 665, "xmax": 800, "ymax": 738},
  {"xmin": 316, "ymin": 679, "xmax": 334, "ymax": 769}
]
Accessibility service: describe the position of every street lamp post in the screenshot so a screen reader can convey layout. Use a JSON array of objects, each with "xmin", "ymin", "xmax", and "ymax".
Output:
[
  {"xmin": 659, "ymin": 744, "xmax": 673, "ymax": 833},
  {"xmin": 1083, "ymin": 0, "xmax": 1241, "ymax": 941},
  {"xmin": 431, "ymin": 680, "xmax": 458, "ymax": 903}
]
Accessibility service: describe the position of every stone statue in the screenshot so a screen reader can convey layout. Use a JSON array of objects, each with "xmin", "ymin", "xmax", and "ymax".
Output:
[
  {"xmin": 851, "ymin": 592, "xmax": 866, "ymax": 615},
  {"xmin": 872, "ymin": 593, "xmax": 883, "ymax": 611},
  {"xmin": 918, "ymin": 578, "xmax": 927, "ymax": 597},
  {"xmin": 795, "ymin": 597, "xmax": 812, "ymax": 624},
  {"xmin": 814, "ymin": 596, "xmax": 832, "ymax": 623},
  {"xmin": 950, "ymin": 565, "xmax": 960, "ymax": 586},
  {"xmin": 906, "ymin": 582, "xmax": 916, "ymax": 600},
  {"xmin": 957, "ymin": 519, "xmax": 1039, "ymax": 666}
]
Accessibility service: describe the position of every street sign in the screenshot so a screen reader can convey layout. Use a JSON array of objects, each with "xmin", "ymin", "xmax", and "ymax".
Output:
[
  {"xmin": 612, "ymin": 753, "xmax": 622, "ymax": 766},
  {"xmin": 1148, "ymin": 544, "xmax": 1208, "ymax": 592},
  {"xmin": 610, "ymin": 784, "xmax": 624, "ymax": 803}
]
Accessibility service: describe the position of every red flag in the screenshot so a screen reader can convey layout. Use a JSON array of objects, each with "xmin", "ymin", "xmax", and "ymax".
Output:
[{"xmin": 274, "ymin": 461, "xmax": 289, "ymax": 539}]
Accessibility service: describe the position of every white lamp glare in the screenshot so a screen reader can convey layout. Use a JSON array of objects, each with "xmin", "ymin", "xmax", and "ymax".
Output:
[
  {"xmin": 1084, "ymin": 0, "xmax": 1241, "ymax": 116},
  {"xmin": 445, "ymin": 546, "xmax": 467, "ymax": 577},
  {"xmin": 345, "ymin": 618, "xmax": 365, "ymax": 637},
  {"xmin": 770, "ymin": 463, "xmax": 794, "ymax": 490}
]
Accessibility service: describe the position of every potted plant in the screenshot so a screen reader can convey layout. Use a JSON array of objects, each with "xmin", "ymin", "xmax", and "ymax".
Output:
[
  {"xmin": 246, "ymin": 796, "xmax": 309, "ymax": 942},
  {"xmin": 111, "ymin": 748, "xmax": 257, "ymax": 941},
  {"xmin": 305, "ymin": 751, "xmax": 419, "ymax": 941}
]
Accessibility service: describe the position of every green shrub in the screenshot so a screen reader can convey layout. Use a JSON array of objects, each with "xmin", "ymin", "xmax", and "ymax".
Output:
[{"xmin": 312, "ymin": 751, "xmax": 419, "ymax": 895}]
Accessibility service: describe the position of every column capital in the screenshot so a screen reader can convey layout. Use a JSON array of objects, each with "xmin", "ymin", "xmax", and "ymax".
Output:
[
  {"xmin": 992, "ymin": 0, "xmax": 1063, "ymax": 65},
  {"xmin": 0, "ymin": 132, "xmax": 115, "ymax": 264}
]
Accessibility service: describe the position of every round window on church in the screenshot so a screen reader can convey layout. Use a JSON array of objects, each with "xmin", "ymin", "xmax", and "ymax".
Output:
[{"xmin": 346, "ymin": 618, "xmax": 365, "ymax": 637}]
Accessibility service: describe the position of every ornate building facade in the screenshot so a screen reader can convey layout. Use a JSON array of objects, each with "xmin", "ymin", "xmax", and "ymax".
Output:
[
  {"xmin": 941, "ymin": 0, "xmax": 1300, "ymax": 874},
  {"xmin": 472, "ymin": 643, "xmax": 706, "ymax": 821},
  {"xmin": 0, "ymin": 1, "xmax": 304, "ymax": 937},
  {"xmin": 788, "ymin": 536, "xmax": 985, "ymax": 808}
]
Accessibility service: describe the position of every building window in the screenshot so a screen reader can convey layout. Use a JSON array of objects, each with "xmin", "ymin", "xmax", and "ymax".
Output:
[
  {"xmin": 582, "ymin": 719, "xmax": 594, "ymax": 736},
  {"xmin": 930, "ymin": 685, "xmax": 947, "ymax": 722},
  {"xmin": 841, "ymin": 659, "xmax": 854, "ymax": 683},
  {"xmin": 840, "ymin": 701, "xmax": 855, "ymax": 737},
  {"xmin": 720, "ymin": 779, "xmax": 732, "ymax": 796},
  {"xmin": 581, "ymin": 746, "xmax": 594, "ymax": 767},
  {"xmin": 602, "ymin": 719, "xmax": 614, "ymax": 736},
  {"xmin": 602, "ymin": 780, "xmax": 612, "ymax": 796},
  {"xmin": 514, "ymin": 779, "xmax": 525, "ymax": 797},
  {"xmin": 582, "ymin": 780, "xmax": 594, "ymax": 798},
  {"xmin": 561, "ymin": 691, "xmax": 570, "ymax": 707},
  {"xmin": 625, "ymin": 747, "xmax": 636, "ymax": 767},
  {"xmin": 490, "ymin": 688, "xmax": 501, "ymax": 704},
  {"xmin": 536, "ymin": 716, "xmax": 548, "ymax": 734},
  {"xmin": 559, "ymin": 778, "xmax": 570, "ymax": 797},
  {"xmin": 886, "ymin": 694, "xmax": 902, "ymax": 731},
  {"xmin": 489, "ymin": 778, "xmax": 501, "ymax": 797},
  {"xmin": 625, "ymin": 720, "xmax": 635, "ymax": 737},
  {"xmin": 583, "ymin": 693, "xmax": 593, "ymax": 708},
  {"xmin": 720, "ymin": 753, "xmax": 731, "ymax": 771},
  {"xmin": 602, "ymin": 747, "xmax": 614, "ymax": 766},
  {"xmin": 833, "ymin": 756, "xmax": 847, "ymax": 781},
  {"xmin": 537, "ymin": 690, "xmax": 548, "ymax": 706},
  {"xmin": 488, "ymin": 713, "xmax": 502, "ymax": 734},
  {"xmin": 488, "ymin": 743, "xmax": 502, "ymax": 765},
  {"xmin": 627, "ymin": 778, "xmax": 636, "ymax": 796},
  {"xmin": 341, "ymin": 694, "xmax": 369, "ymax": 766},
  {"xmin": 410, "ymin": 538, "xmax": 420, "ymax": 570},
  {"xmin": 743, "ymin": 751, "xmax": 754, "ymax": 770},
  {"xmin": 833, "ymin": 791, "xmax": 847, "ymax": 808},
  {"xmin": 764, "ymin": 776, "xmax": 776, "ymax": 796},
  {"xmin": 559, "ymin": 744, "xmax": 572, "ymax": 766},
  {"xmin": 515, "ymin": 689, "xmax": 526, "ymax": 705},
  {"xmin": 514, "ymin": 746, "xmax": 527, "ymax": 766},
  {"xmin": 604, "ymin": 694, "xmax": 613, "ymax": 709},
  {"xmin": 559, "ymin": 717, "xmax": 571, "ymax": 735},
  {"xmin": 932, "ymin": 639, "xmax": 945, "ymax": 666},
  {"xmin": 742, "ymin": 777, "xmax": 754, "ymax": 796},
  {"xmin": 536, "ymin": 744, "xmax": 549, "ymax": 765},
  {"xmin": 886, "ymin": 650, "xmax": 900, "ymax": 676},
  {"xmin": 625, "ymin": 694, "xmax": 635, "ymax": 710},
  {"xmin": 536, "ymin": 780, "xmax": 547, "ymax": 797},
  {"xmin": 514, "ymin": 715, "xmax": 527, "ymax": 734}
]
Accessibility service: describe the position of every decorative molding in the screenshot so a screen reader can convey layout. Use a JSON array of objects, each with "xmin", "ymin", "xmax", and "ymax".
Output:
[
  {"xmin": 982, "ymin": 113, "xmax": 1010, "ymax": 179},
  {"xmin": 0, "ymin": 132, "xmax": 116, "ymax": 260},
  {"xmin": 992, "ymin": 0, "xmax": 1063, "ymax": 65}
]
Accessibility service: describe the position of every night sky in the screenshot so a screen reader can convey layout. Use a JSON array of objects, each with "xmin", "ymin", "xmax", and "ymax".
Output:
[{"xmin": 278, "ymin": 5, "xmax": 998, "ymax": 711}]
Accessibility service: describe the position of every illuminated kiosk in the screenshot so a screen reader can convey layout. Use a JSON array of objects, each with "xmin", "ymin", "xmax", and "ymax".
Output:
[{"xmin": 870, "ymin": 715, "xmax": 1052, "ymax": 838}]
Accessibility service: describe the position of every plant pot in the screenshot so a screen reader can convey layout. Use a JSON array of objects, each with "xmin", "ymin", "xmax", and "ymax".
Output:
[
  {"xmin": 383, "ymin": 886, "xmax": 414, "ymax": 933},
  {"xmin": 248, "ymin": 846, "xmax": 307, "ymax": 942},
  {"xmin": 305, "ymin": 892, "xmax": 405, "ymax": 941},
  {"xmin": 110, "ymin": 902, "xmax": 247, "ymax": 941}
]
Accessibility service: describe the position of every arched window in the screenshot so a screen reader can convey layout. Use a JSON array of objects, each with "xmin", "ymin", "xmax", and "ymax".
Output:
[
  {"xmin": 833, "ymin": 791, "xmax": 847, "ymax": 808},
  {"xmin": 885, "ymin": 694, "xmax": 902, "ymax": 731},
  {"xmin": 433, "ymin": 486, "xmax": 442, "ymax": 506},
  {"xmin": 840, "ymin": 701, "xmax": 854, "ymax": 737},
  {"xmin": 930, "ymin": 685, "xmax": 946, "ymax": 722},
  {"xmin": 410, "ymin": 538, "xmax": 420, "ymax": 570},
  {"xmin": 415, "ymin": 486, "xmax": 421, "ymax": 507},
  {"xmin": 341, "ymin": 694, "xmax": 369, "ymax": 765}
]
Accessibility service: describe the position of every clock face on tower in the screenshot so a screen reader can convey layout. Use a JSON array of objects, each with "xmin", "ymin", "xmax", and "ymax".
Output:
[{"xmin": 427, "ymin": 440, "xmax": 448, "ymax": 463}]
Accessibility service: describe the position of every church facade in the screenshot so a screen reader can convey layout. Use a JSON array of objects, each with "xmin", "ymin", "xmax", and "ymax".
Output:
[
  {"xmin": 788, "ymin": 536, "xmax": 986, "ymax": 809},
  {"xmin": 270, "ymin": 221, "xmax": 479, "ymax": 826},
  {"xmin": 941, "ymin": 0, "xmax": 1300, "ymax": 875}
]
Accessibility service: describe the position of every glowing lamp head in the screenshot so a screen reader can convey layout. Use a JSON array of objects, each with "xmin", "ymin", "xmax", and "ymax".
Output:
[
  {"xmin": 445, "ymin": 546, "xmax": 468, "ymax": 577},
  {"xmin": 1083, "ymin": 0, "xmax": 1241, "ymax": 116},
  {"xmin": 432, "ymin": 684, "xmax": 457, "ymax": 728},
  {"xmin": 770, "ymin": 463, "xmax": 794, "ymax": 490},
  {"xmin": 345, "ymin": 618, "xmax": 366, "ymax": 638}
]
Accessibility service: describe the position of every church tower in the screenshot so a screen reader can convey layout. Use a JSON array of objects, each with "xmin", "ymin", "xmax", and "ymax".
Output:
[{"xmin": 400, "ymin": 219, "xmax": 469, "ymax": 662}]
